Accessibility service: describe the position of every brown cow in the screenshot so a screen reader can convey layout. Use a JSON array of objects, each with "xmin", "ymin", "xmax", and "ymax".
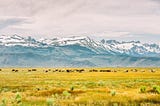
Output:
[
  {"xmin": 32, "ymin": 69, "xmax": 37, "ymax": 71},
  {"xmin": 150, "ymin": 69, "xmax": 156, "ymax": 73}
]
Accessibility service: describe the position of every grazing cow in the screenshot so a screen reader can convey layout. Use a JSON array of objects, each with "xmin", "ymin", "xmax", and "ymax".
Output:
[
  {"xmin": 100, "ymin": 70, "xmax": 112, "ymax": 72},
  {"xmin": 75, "ymin": 69, "xmax": 84, "ymax": 73},
  {"xmin": 150, "ymin": 69, "xmax": 156, "ymax": 73},
  {"xmin": 89, "ymin": 70, "xmax": 93, "ymax": 72},
  {"xmin": 52, "ymin": 70, "xmax": 56, "ymax": 72},
  {"xmin": 45, "ymin": 70, "xmax": 48, "ymax": 73},
  {"xmin": 58, "ymin": 70, "xmax": 62, "ymax": 72},
  {"xmin": 79, "ymin": 69, "xmax": 85, "ymax": 73},
  {"xmin": 12, "ymin": 69, "xmax": 15, "ymax": 72},
  {"xmin": 55, "ymin": 69, "xmax": 59, "ymax": 72},
  {"xmin": 93, "ymin": 69, "xmax": 98, "ymax": 72},
  {"xmin": 125, "ymin": 70, "xmax": 129, "ymax": 73},
  {"xmin": 32, "ymin": 69, "xmax": 37, "ymax": 71},
  {"xmin": 66, "ymin": 70, "xmax": 69, "ymax": 72},
  {"xmin": 132, "ymin": 69, "xmax": 138, "ymax": 72},
  {"xmin": 66, "ymin": 69, "xmax": 72, "ymax": 73},
  {"xmin": 0, "ymin": 69, "xmax": 2, "ymax": 71},
  {"xmin": 61, "ymin": 70, "xmax": 65, "ymax": 72},
  {"xmin": 89, "ymin": 69, "xmax": 98, "ymax": 72},
  {"xmin": 113, "ymin": 70, "xmax": 117, "ymax": 72},
  {"xmin": 28, "ymin": 70, "xmax": 32, "ymax": 72},
  {"xmin": 140, "ymin": 70, "xmax": 145, "ymax": 72},
  {"xmin": 15, "ymin": 70, "xmax": 19, "ymax": 72},
  {"xmin": 75, "ymin": 69, "xmax": 79, "ymax": 72}
]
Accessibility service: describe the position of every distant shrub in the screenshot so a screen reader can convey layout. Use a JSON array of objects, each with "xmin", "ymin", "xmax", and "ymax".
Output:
[
  {"xmin": 110, "ymin": 90, "xmax": 116, "ymax": 96},
  {"xmin": 152, "ymin": 85, "xmax": 160, "ymax": 94},
  {"xmin": 46, "ymin": 98, "xmax": 55, "ymax": 106},
  {"xmin": 81, "ymin": 86, "xmax": 87, "ymax": 91},
  {"xmin": 126, "ymin": 84, "xmax": 132, "ymax": 88},
  {"xmin": 85, "ymin": 81, "xmax": 96, "ymax": 88},
  {"xmin": 11, "ymin": 92, "xmax": 22, "ymax": 105},
  {"xmin": 15, "ymin": 93, "xmax": 22, "ymax": 104},
  {"xmin": 70, "ymin": 86, "xmax": 74, "ymax": 91},
  {"xmin": 63, "ymin": 91, "xmax": 71, "ymax": 97},
  {"xmin": 140, "ymin": 86, "xmax": 146, "ymax": 93},
  {"xmin": 0, "ymin": 98, "xmax": 7, "ymax": 106},
  {"xmin": 53, "ymin": 93, "xmax": 59, "ymax": 99},
  {"xmin": 1, "ymin": 88, "xmax": 10, "ymax": 93},
  {"xmin": 112, "ymin": 102, "xmax": 119, "ymax": 106},
  {"xmin": 97, "ymin": 80, "xmax": 105, "ymax": 86}
]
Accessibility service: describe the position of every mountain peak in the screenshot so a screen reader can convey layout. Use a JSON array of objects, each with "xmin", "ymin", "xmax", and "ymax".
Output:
[
  {"xmin": 105, "ymin": 40, "xmax": 120, "ymax": 44},
  {"xmin": 122, "ymin": 41, "xmax": 140, "ymax": 44}
]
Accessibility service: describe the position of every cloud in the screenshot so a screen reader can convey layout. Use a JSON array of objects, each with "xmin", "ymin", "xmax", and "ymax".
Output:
[
  {"xmin": 0, "ymin": 17, "xmax": 29, "ymax": 30},
  {"xmin": 0, "ymin": 0, "xmax": 160, "ymax": 41}
]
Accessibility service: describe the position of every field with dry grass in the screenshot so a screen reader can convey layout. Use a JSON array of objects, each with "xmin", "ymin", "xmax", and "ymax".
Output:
[{"xmin": 0, "ymin": 67, "xmax": 160, "ymax": 106}]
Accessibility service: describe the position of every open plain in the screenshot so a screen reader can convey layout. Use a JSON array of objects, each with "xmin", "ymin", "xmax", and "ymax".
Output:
[{"xmin": 0, "ymin": 67, "xmax": 160, "ymax": 106}]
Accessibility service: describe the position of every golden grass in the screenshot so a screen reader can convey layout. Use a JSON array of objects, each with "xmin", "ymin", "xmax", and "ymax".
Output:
[{"xmin": 0, "ymin": 67, "xmax": 160, "ymax": 106}]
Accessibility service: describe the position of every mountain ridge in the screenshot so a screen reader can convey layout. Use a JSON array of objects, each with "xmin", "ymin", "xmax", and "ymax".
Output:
[
  {"xmin": 0, "ymin": 34, "xmax": 160, "ymax": 67},
  {"xmin": 1, "ymin": 34, "xmax": 159, "ymax": 57}
]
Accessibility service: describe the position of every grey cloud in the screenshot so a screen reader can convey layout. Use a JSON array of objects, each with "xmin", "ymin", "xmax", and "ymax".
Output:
[
  {"xmin": 1, "ymin": 0, "xmax": 158, "ymax": 17},
  {"xmin": 0, "ymin": 18, "xmax": 28, "ymax": 30},
  {"xmin": 151, "ymin": 0, "xmax": 160, "ymax": 3},
  {"xmin": 0, "ymin": 0, "xmax": 160, "ymax": 42}
]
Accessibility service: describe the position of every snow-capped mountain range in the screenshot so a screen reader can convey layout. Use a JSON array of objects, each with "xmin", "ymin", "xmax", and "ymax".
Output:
[
  {"xmin": 0, "ymin": 34, "xmax": 160, "ymax": 57},
  {"xmin": 0, "ymin": 34, "xmax": 160, "ymax": 67}
]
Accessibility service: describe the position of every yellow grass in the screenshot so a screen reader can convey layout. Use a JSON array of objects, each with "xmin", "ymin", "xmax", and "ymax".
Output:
[{"xmin": 0, "ymin": 67, "xmax": 160, "ymax": 106}]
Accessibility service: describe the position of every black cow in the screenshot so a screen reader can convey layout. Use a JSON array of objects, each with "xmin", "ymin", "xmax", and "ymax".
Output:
[
  {"xmin": 12, "ymin": 69, "xmax": 18, "ymax": 72},
  {"xmin": 66, "ymin": 69, "xmax": 72, "ymax": 73},
  {"xmin": 100, "ymin": 70, "xmax": 112, "ymax": 72},
  {"xmin": 125, "ymin": 70, "xmax": 129, "ymax": 73},
  {"xmin": 89, "ymin": 69, "xmax": 98, "ymax": 72}
]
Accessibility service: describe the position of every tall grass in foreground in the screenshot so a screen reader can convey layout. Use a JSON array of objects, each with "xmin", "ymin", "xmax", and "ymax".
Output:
[{"xmin": 0, "ymin": 68, "xmax": 160, "ymax": 105}]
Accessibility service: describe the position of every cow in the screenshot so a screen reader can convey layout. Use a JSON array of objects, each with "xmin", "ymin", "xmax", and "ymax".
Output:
[
  {"xmin": 113, "ymin": 70, "xmax": 117, "ymax": 72},
  {"xmin": 12, "ymin": 69, "xmax": 15, "ymax": 72},
  {"xmin": 89, "ymin": 69, "xmax": 98, "ymax": 72},
  {"xmin": 150, "ymin": 69, "xmax": 156, "ymax": 73},
  {"xmin": 100, "ymin": 70, "xmax": 112, "ymax": 72},
  {"xmin": 12, "ymin": 69, "xmax": 18, "ymax": 72},
  {"xmin": 32, "ymin": 69, "xmax": 37, "ymax": 71},
  {"xmin": 28, "ymin": 70, "xmax": 32, "ymax": 72},
  {"xmin": 75, "ymin": 69, "xmax": 84, "ymax": 73},
  {"xmin": 124, "ymin": 70, "xmax": 129, "ymax": 73},
  {"xmin": 140, "ymin": 70, "xmax": 145, "ymax": 72},
  {"xmin": 132, "ymin": 69, "xmax": 138, "ymax": 72},
  {"xmin": 79, "ymin": 69, "xmax": 85, "ymax": 73},
  {"xmin": 66, "ymin": 69, "xmax": 72, "ymax": 73}
]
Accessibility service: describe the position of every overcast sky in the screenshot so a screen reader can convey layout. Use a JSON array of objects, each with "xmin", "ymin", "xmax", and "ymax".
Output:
[{"xmin": 0, "ymin": 0, "xmax": 160, "ymax": 43}]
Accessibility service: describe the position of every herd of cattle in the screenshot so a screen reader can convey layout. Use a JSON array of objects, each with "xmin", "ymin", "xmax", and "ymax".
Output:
[{"xmin": 0, "ymin": 68, "xmax": 157, "ymax": 73}]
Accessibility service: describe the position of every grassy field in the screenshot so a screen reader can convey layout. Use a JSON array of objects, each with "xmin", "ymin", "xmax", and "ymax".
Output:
[{"xmin": 0, "ymin": 67, "xmax": 160, "ymax": 106}]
